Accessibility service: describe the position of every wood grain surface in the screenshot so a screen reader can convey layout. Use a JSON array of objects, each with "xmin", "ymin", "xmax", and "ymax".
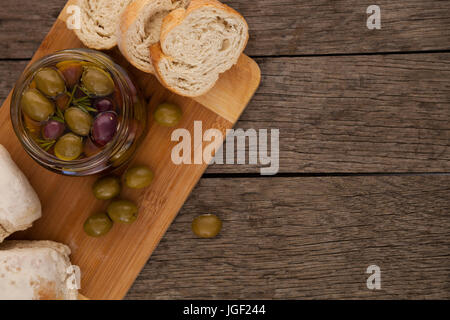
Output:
[
  {"xmin": 1, "ymin": 0, "xmax": 450, "ymax": 58},
  {"xmin": 1, "ymin": 0, "xmax": 449, "ymax": 300},
  {"xmin": 127, "ymin": 175, "xmax": 450, "ymax": 299}
]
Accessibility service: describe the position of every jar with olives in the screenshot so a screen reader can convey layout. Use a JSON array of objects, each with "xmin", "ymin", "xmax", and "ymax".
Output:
[{"xmin": 11, "ymin": 49, "xmax": 147, "ymax": 176}]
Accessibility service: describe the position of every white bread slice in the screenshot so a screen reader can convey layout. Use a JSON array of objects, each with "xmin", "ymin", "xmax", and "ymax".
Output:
[
  {"xmin": 150, "ymin": 0, "xmax": 249, "ymax": 97},
  {"xmin": 0, "ymin": 240, "xmax": 79, "ymax": 300},
  {"xmin": 0, "ymin": 145, "xmax": 41, "ymax": 243},
  {"xmin": 118, "ymin": 0, "xmax": 190, "ymax": 73},
  {"xmin": 74, "ymin": 0, "xmax": 133, "ymax": 50}
]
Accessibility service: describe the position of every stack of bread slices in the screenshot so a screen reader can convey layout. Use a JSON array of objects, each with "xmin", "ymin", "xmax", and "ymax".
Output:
[{"xmin": 74, "ymin": 0, "xmax": 249, "ymax": 97}]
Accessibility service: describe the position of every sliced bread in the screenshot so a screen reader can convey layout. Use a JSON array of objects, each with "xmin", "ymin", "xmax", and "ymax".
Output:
[
  {"xmin": 74, "ymin": 0, "xmax": 133, "ymax": 50},
  {"xmin": 0, "ymin": 145, "xmax": 41, "ymax": 243},
  {"xmin": 118, "ymin": 0, "xmax": 190, "ymax": 73},
  {"xmin": 0, "ymin": 240, "xmax": 79, "ymax": 300},
  {"xmin": 150, "ymin": 0, "xmax": 249, "ymax": 97}
]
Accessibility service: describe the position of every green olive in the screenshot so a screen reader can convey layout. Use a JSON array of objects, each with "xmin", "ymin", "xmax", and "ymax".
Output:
[
  {"xmin": 21, "ymin": 88, "xmax": 55, "ymax": 122},
  {"xmin": 65, "ymin": 107, "xmax": 93, "ymax": 136},
  {"xmin": 192, "ymin": 214, "xmax": 222, "ymax": 238},
  {"xmin": 34, "ymin": 67, "xmax": 66, "ymax": 97},
  {"xmin": 84, "ymin": 212, "xmax": 113, "ymax": 237},
  {"xmin": 81, "ymin": 66, "xmax": 115, "ymax": 96},
  {"xmin": 93, "ymin": 176, "xmax": 121, "ymax": 200},
  {"xmin": 54, "ymin": 133, "xmax": 83, "ymax": 161},
  {"xmin": 154, "ymin": 103, "xmax": 182, "ymax": 127},
  {"xmin": 107, "ymin": 200, "xmax": 138, "ymax": 224},
  {"xmin": 125, "ymin": 165, "xmax": 154, "ymax": 189}
]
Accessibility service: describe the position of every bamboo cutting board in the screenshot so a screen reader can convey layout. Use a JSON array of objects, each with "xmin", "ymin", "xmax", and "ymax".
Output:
[{"xmin": 0, "ymin": 0, "xmax": 260, "ymax": 299}]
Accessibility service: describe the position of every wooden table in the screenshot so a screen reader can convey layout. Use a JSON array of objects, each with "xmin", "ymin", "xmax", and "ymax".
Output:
[{"xmin": 1, "ymin": 0, "xmax": 449, "ymax": 299}]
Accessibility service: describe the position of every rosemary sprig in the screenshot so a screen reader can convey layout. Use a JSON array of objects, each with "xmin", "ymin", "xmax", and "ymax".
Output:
[
  {"xmin": 36, "ymin": 138, "xmax": 56, "ymax": 151},
  {"xmin": 62, "ymin": 84, "xmax": 97, "ymax": 114},
  {"xmin": 79, "ymin": 85, "xmax": 91, "ymax": 96},
  {"xmin": 73, "ymin": 96, "xmax": 97, "ymax": 113},
  {"xmin": 53, "ymin": 103, "xmax": 65, "ymax": 123},
  {"xmin": 65, "ymin": 85, "xmax": 78, "ymax": 109}
]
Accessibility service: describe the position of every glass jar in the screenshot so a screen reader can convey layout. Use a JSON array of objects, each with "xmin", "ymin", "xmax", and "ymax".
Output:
[{"xmin": 10, "ymin": 49, "xmax": 147, "ymax": 176}]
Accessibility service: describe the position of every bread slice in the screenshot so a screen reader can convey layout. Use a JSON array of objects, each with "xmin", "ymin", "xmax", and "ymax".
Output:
[
  {"xmin": 0, "ymin": 240, "xmax": 79, "ymax": 300},
  {"xmin": 0, "ymin": 145, "xmax": 41, "ymax": 243},
  {"xmin": 150, "ymin": 0, "xmax": 249, "ymax": 97},
  {"xmin": 118, "ymin": 0, "xmax": 190, "ymax": 73},
  {"xmin": 74, "ymin": 0, "xmax": 133, "ymax": 50}
]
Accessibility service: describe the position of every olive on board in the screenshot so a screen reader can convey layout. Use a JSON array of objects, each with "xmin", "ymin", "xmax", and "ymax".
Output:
[
  {"xmin": 107, "ymin": 200, "xmax": 138, "ymax": 224},
  {"xmin": 84, "ymin": 212, "xmax": 113, "ymax": 237},
  {"xmin": 93, "ymin": 176, "xmax": 121, "ymax": 200},
  {"xmin": 192, "ymin": 214, "xmax": 222, "ymax": 238},
  {"xmin": 21, "ymin": 88, "xmax": 55, "ymax": 122},
  {"xmin": 154, "ymin": 103, "xmax": 182, "ymax": 127},
  {"xmin": 124, "ymin": 165, "xmax": 154, "ymax": 189},
  {"xmin": 65, "ymin": 107, "xmax": 93, "ymax": 136},
  {"xmin": 54, "ymin": 133, "xmax": 83, "ymax": 161},
  {"xmin": 81, "ymin": 66, "xmax": 115, "ymax": 96},
  {"xmin": 34, "ymin": 67, "xmax": 66, "ymax": 97}
]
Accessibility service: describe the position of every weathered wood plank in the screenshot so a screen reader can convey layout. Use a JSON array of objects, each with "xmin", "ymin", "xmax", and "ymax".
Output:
[
  {"xmin": 205, "ymin": 53, "xmax": 450, "ymax": 173},
  {"xmin": 1, "ymin": 53, "xmax": 449, "ymax": 173},
  {"xmin": 126, "ymin": 175, "xmax": 450, "ymax": 299},
  {"xmin": 1, "ymin": 0, "xmax": 449, "ymax": 59}
]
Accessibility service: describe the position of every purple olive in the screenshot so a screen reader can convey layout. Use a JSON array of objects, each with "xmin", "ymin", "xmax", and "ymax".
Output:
[
  {"xmin": 92, "ymin": 112, "xmax": 118, "ymax": 146},
  {"xmin": 94, "ymin": 98, "xmax": 114, "ymax": 112},
  {"xmin": 42, "ymin": 120, "xmax": 65, "ymax": 140}
]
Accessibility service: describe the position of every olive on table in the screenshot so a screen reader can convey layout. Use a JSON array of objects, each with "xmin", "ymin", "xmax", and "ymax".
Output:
[
  {"xmin": 107, "ymin": 200, "xmax": 138, "ymax": 224},
  {"xmin": 94, "ymin": 98, "xmax": 114, "ymax": 112},
  {"xmin": 93, "ymin": 176, "xmax": 121, "ymax": 200},
  {"xmin": 57, "ymin": 61, "xmax": 83, "ymax": 88},
  {"xmin": 21, "ymin": 88, "xmax": 55, "ymax": 122},
  {"xmin": 84, "ymin": 212, "xmax": 113, "ymax": 237},
  {"xmin": 125, "ymin": 165, "xmax": 154, "ymax": 189},
  {"xmin": 92, "ymin": 111, "xmax": 118, "ymax": 146},
  {"xmin": 154, "ymin": 103, "xmax": 182, "ymax": 127},
  {"xmin": 54, "ymin": 133, "xmax": 83, "ymax": 161},
  {"xmin": 81, "ymin": 66, "xmax": 115, "ymax": 96},
  {"xmin": 42, "ymin": 120, "xmax": 65, "ymax": 140},
  {"xmin": 192, "ymin": 214, "xmax": 222, "ymax": 238},
  {"xmin": 34, "ymin": 67, "xmax": 66, "ymax": 97},
  {"xmin": 65, "ymin": 107, "xmax": 93, "ymax": 136}
]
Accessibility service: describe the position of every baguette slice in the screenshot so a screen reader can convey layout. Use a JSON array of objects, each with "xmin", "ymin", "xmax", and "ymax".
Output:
[
  {"xmin": 0, "ymin": 145, "xmax": 41, "ymax": 243},
  {"xmin": 74, "ymin": 0, "xmax": 133, "ymax": 50},
  {"xmin": 150, "ymin": 0, "xmax": 249, "ymax": 97},
  {"xmin": 0, "ymin": 241, "xmax": 79, "ymax": 300},
  {"xmin": 118, "ymin": 0, "xmax": 190, "ymax": 73}
]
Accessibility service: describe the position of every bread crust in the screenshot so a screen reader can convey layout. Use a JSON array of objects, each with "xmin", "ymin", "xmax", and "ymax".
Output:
[
  {"xmin": 150, "ymin": 0, "xmax": 249, "ymax": 97},
  {"xmin": 0, "ymin": 240, "xmax": 78, "ymax": 300},
  {"xmin": 74, "ymin": 0, "xmax": 131, "ymax": 50},
  {"xmin": 117, "ymin": 0, "xmax": 155, "ymax": 73},
  {"xmin": 118, "ymin": 0, "xmax": 189, "ymax": 74}
]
